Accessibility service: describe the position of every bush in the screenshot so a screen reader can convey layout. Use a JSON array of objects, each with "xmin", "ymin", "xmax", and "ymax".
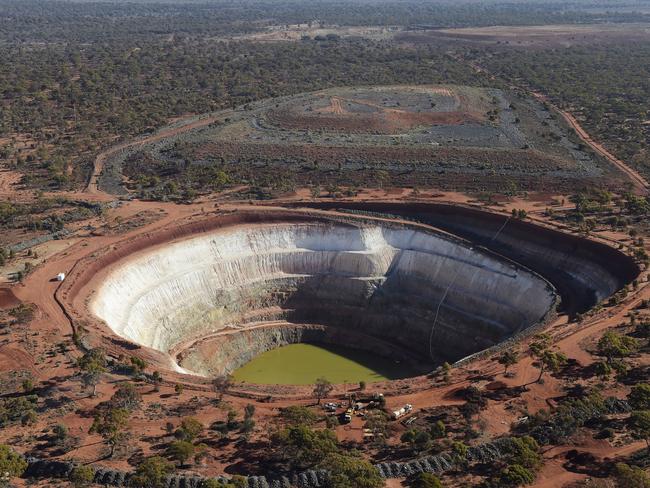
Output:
[
  {"xmin": 597, "ymin": 331, "xmax": 639, "ymax": 360},
  {"xmin": 52, "ymin": 424, "xmax": 68, "ymax": 444},
  {"xmin": 614, "ymin": 462, "xmax": 650, "ymax": 487},
  {"xmin": 280, "ymin": 405, "xmax": 318, "ymax": 426},
  {"xmin": 129, "ymin": 456, "xmax": 174, "ymax": 488},
  {"xmin": 111, "ymin": 382, "xmax": 142, "ymax": 411},
  {"xmin": 412, "ymin": 472, "xmax": 443, "ymax": 488},
  {"xmin": 595, "ymin": 427, "xmax": 615, "ymax": 439},
  {"xmin": 130, "ymin": 356, "xmax": 147, "ymax": 374},
  {"xmin": 629, "ymin": 384, "xmax": 650, "ymax": 410},
  {"xmin": 319, "ymin": 452, "xmax": 383, "ymax": 488},
  {"xmin": 498, "ymin": 463, "xmax": 536, "ymax": 486},
  {"xmin": 508, "ymin": 436, "xmax": 542, "ymax": 470},
  {"xmin": 200, "ymin": 480, "xmax": 236, "ymax": 488},
  {"xmin": 0, "ymin": 444, "xmax": 27, "ymax": 482},
  {"xmin": 69, "ymin": 465, "xmax": 95, "ymax": 487},
  {"xmin": 176, "ymin": 417, "xmax": 203, "ymax": 442},
  {"xmin": 0, "ymin": 395, "xmax": 38, "ymax": 427},
  {"xmin": 430, "ymin": 420, "xmax": 446, "ymax": 439},
  {"xmin": 273, "ymin": 425, "xmax": 338, "ymax": 469},
  {"xmin": 167, "ymin": 440, "xmax": 195, "ymax": 466}
]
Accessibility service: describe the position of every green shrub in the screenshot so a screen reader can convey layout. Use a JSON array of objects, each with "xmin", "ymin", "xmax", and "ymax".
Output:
[
  {"xmin": 0, "ymin": 445, "xmax": 27, "ymax": 483},
  {"xmin": 69, "ymin": 465, "xmax": 95, "ymax": 487},
  {"xmin": 412, "ymin": 472, "xmax": 443, "ymax": 488}
]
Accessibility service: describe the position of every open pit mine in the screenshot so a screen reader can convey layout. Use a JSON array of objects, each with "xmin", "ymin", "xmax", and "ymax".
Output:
[{"xmin": 60, "ymin": 205, "xmax": 638, "ymax": 387}]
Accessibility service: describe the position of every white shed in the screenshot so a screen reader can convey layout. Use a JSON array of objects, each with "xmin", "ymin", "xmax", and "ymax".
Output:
[{"xmin": 56, "ymin": 272, "xmax": 66, "ymax": 282}]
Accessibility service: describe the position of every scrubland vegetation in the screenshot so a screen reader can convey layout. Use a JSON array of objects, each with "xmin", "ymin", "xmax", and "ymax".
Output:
[{"xmin": 1, "ymin": 1, "xmax": 650, "ymax": 487}]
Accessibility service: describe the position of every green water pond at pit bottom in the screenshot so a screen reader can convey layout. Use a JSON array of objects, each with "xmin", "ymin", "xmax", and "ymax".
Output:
[{"xmin": 232, "ymin": 343, "xmax": 418, "ymax": 385}]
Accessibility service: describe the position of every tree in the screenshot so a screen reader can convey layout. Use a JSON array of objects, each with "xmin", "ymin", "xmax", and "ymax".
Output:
[
  {"xmin": 280, "ymin": 405, "xmax": 318, "ymax": 426},
  {"xmin": 69, "ymin": 465, "xmax": 95, "ymax": 487},
  {"xmin": 312, "ymin": 377, "xmax": 333, "ymax": 405},
  {"xmin": 111, "ymin": 382, "xmax": 142, "ymax": 411},
  {"xmin": 167, "ymin": 440, "xmax": 195, "ymax": 467},
  {"xmin": 511, "ymin": 209, "xmax": 527, "ymax": 220},
  {"xmin": 597, "ymin": 331, "xmax": 638, "ymax": 362},
  {"xmin": 594, "ymin": 360, "xmax": 613, "ymax": 380},
  {"xmin": 509, "ymin": 436, "xmax": 542, "ymax": 470},
  {"xmin": 401, "ymin": 429, "xmax": 431, "ymax": 453},
  {"xmin": 630, "ymin": 410, "xmax": 650, "ymax": 449},
  {"xmin": 0, "ymin": 444, "xmax": 27, "ymax": 486},
  {"xmin": 176, "ymin": 417, "xmax": 203, "ymax": 442},
  {"xmin": 89, "ymin": 407, "xmax": 130, "ymax": 458},
  {"xmin": 614, "ymin": 463, "xmax": 650, "ymax": 488},
  {"xmin": 498, "ymin": 350, "xmax": 519, "ymax": 374},
  {"xmin": 529, "ymin": 333, "xmax": 551, "ymax": 356},
  {"xmin": 76, "ymin": 348, "xmax": 107, "ymax": 396},
  {"xmin": 629, "ymin": 384, "xmax": 650, "ymax": 410},
  {"xmin": 429, "ymin": 420, "xmax": 446, "ymax": 439},
  {"xmin": 273, "ymin": 425, "xmax": 339, "ymax": 469},
  {"xmin": 319, "ymin": 452, "xmax": 383, "ymax": 488},
  {"xmin": 212, "ymin": 374, "xmax": 233, "ymax": 402},
  {"xmin": 529, "ymin": 336, "xmax": 566, "ymax": 383},
  {"xmin": 175, "ymin": 383, "xmax": 184, "ymax": 396},
  {"xmin": 412, "ymin": 472, "xmax": 443, "ymax": 488},
  {"xmin": 535, "ymin": 350, "xmax": 567, "ymax": 383},
  {"xmin": 129, "ymin": 456, "xmax": 174, "ymax": 488},
  {"xmin": 451, "ymin": 441, "xmax": 468, "ymax": 464}
]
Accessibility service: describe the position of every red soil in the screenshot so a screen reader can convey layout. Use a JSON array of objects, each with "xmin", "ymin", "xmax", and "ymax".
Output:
[
  {"xmin": 268, "ymin": 107, "xmax": 482, "ymax": 134},
  {"xmin": 0, "ymin": 287, "xmax": 20, "ymax": 309},
  {"xmin": 0, "ymin": 188, "xmax": 646, "ymax": 486}
]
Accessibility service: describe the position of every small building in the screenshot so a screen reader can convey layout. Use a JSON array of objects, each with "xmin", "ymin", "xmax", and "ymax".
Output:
[{"xmin": 56, "ymin": 273, "xmax": 66, "ymax": 282}]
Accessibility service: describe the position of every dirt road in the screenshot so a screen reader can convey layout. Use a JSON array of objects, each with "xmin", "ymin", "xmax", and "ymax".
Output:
[
  {"xmin": 457, "ymin": 54, "xmax": 649, "ymax": 195},
  {"xmin": 531, "ymin": 92, "xmax": 649, "ymax": 194},
  {"xmin": 86, "ymin": 115, "xmax": 219, "ymax": 195}
]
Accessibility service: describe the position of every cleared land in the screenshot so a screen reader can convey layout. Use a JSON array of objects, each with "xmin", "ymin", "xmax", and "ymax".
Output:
[{"xmin": 397, "ymin": 23, "xmax": 650, "ymax": 48}]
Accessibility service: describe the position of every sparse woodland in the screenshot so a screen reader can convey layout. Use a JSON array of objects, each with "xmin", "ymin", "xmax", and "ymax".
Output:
[{"xmin": 0, "ymin": 1, "xmax": 650, "ymax": 487}]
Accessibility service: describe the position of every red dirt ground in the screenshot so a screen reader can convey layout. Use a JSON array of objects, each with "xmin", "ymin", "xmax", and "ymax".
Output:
[
  {"xmin": 1, "ymin": 90, "xmax": 649, "ymax": 483},
  {"xmin": 267, "ymin": 102, "xmax": 483, "ymax": 134},
  {"xmin": 0, "ymin": 185, "xmax": 645, "ymax": 487}
]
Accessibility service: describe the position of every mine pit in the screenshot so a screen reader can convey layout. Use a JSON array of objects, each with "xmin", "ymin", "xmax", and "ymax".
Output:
[{"xmin": 89, "ymin": 217, "xmax": 560, "ymax": 382}]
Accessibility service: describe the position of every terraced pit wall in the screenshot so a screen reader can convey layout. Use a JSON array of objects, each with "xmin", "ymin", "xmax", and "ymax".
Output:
[
  {"xmin": 295, "ymin": 202, "xmax": 640, "ymax": 316},
  {"xmin": 86, "ymin": 213, "xmax": 557, "ymax": 376}
]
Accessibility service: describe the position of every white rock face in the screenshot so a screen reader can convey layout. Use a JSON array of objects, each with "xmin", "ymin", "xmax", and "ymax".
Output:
[{"xmin": 91, "ymin": 222, "xmax": 556, "ymax": 373}]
